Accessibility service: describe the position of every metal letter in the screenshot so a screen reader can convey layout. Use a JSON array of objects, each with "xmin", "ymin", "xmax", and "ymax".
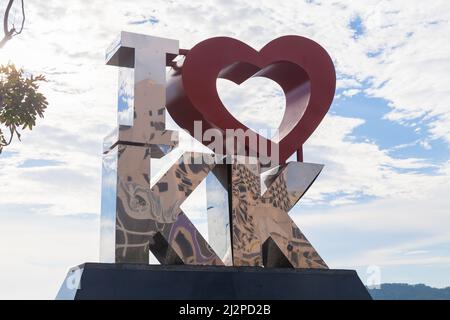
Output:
[
  {"xmin": 100, "ymin": 33, "xmax": 222, "ymax": 265},
  {"xmin": 230, "ymin": 159, "xmax": 328, "ymax": 268}
]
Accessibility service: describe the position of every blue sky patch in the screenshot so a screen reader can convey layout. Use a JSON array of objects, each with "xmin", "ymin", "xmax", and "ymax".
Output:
[
  {"xmin": 18, "ymin": 159, "xmax": 64, "ymax": 168},
  {"xmin": 332, "ymin": 90, "xmax": 450, "ymax": 166},
  {"xmin": 128, "ymin": 15, "xmax": 159, "ymax": 25},
  {"xmin": 349, "ymin": 15, "xmax": 365, "ymax": 39}
]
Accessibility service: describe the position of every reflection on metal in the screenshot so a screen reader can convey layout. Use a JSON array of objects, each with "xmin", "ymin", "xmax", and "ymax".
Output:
[
  {"xmin": 105, "ymin": 31, "xmax": 179, "ymax": 149},
  {"xmin": 206, "ymin": 165, "xmax": 232, "ymax": 265},
  {"xmin": 117, "ymin": 67, "xmax": 134, "ymax": 126},
  {"xmin": 101, "ymin": 32, "xmax": 333, "ymax": 270},
  {"xmin": 230, "ymin": 159, "xmax": 328, "ymax": 269},
  {"xmin": 101, "ymin": 32, "xmax": 222, "ymax": 265},
  {"xmin": 101, "ymin": 146, "xmax": 223, "ymax": 265},
  {"xmin": 99, "ymin": 146, "xmax": 118, "ymax": 262}
]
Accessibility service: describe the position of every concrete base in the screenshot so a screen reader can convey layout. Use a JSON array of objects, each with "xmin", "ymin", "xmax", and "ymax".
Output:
[{"xmin": 56, "ymin": 263, "xmax": 372, "ymax": 300}]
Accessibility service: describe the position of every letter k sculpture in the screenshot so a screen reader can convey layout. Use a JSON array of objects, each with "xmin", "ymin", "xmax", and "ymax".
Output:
[{"xmin": 207, "ymin": 156, "xmax": 328, "ymax": 269}]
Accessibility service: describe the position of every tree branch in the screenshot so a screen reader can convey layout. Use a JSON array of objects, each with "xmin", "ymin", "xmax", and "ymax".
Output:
[
  {"xmin": 0, "ymin": 30, "xmax": 13, "ymax": 48},
  {"xmin": 0, "ymin": 0, "xmax": 25, "ymax": 49},
  {"xmin": 0, "ymin": 127, "xmax": 15, "ymax": 151},
  {"xmin": 6, "ymin": 126, "xmax": 14, "ymax": 145},
  {"xmin": 14, "ymin": 0, "xmax": 25, "ymax": 35},
  {"xmin": 20, "ymin": 0, "xmax": 25, "ymax": 31},
  {"xmin": 3, "ymin": 0, "xmax": 14, "ymax": 35}
]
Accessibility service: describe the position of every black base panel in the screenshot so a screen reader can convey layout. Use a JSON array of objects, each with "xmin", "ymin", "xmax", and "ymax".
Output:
[{"xmin": 56, "ymin": 263, "xmax": 372, "ymax": 300}]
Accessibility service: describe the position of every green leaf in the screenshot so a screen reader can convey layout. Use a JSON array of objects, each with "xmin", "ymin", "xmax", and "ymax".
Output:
[{"xmin": 0, "ymin": 63, "xmax": 48, "ymax": 152}]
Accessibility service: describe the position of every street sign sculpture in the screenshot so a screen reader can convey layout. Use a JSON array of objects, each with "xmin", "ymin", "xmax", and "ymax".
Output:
[{"xmin": 57, "ymin": 31, "xmax": 371, "ymax": 300}]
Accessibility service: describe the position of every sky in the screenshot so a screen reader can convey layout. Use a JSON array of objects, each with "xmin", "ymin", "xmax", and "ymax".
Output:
[{"xmin": 0, "ymin": 0, "xmax": 449, "ymax": 299}]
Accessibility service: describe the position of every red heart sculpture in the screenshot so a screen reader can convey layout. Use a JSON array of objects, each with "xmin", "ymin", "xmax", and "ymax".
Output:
[{"xmin": 166, "ymin": 36, "xmax": 336, "ymax": 164}]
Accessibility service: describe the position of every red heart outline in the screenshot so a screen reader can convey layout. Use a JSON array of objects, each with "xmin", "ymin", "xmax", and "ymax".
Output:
[{"xmin": 166, "ymin": 36, "xmax": 336, "ymax": 164}]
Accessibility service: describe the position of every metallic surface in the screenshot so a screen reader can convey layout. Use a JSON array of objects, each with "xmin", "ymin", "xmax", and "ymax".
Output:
[
  {"xmin": 206, "ymin": 165, "xmax": 232, "ymax": 265},
  {"xmin": 99, "ymin": 146, "xmax": 118, "ymax": 262},
  {"xmin": 105, "ymin": 31, "xmax": 179, "ymax": 150},
  {"xmin": 100, "ymin": 32, "xmax": 332, "ymax": 269},
  {"xmin": 101, "ymin": 146, "xmax": 223, "ymax": 265},
  {"xmin": 230, "ymin": 159, "xmax": 328, "ymax": 268},
  {"xmin": 101, "ymin": 32, "xmax": 222, "ymax": 265},
  {"xmin": 166, "ymin": 36, "xmax": 336, "ymax": 163}
]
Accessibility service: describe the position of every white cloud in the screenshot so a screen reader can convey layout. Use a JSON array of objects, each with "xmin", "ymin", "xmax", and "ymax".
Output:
[
  {"xmin": 291, "ymin": 169, "xmax": 450, "ymax": 287},
  {"xmin": 303, "ymin": 114, "xmax": 438, "ymax": 204},
  {"xmin": 337, "ymin": 77, "xmax": 362, "ymax": 89},
  {"xmin": 342, "ymin": 88, "xmax": 361, "ymax": 97},
  {"xmin": 217, "ymin": 77, "xmax": 285, "ymax": 140},
  {"xmin": 0, "ymin": 212, "xmax": 99, "ymax": 299}
]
